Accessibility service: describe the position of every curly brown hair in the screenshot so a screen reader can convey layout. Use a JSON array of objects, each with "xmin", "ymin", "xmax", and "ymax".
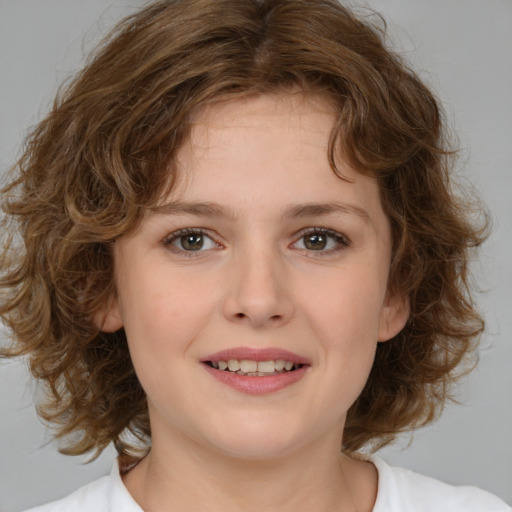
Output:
[{"xmin": 0, "ymin": 0, "xmax": 487, "ymax": 462}]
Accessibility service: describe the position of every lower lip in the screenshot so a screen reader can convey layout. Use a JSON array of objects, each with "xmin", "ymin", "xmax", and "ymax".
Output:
[{"xmin": 203, "ymin": 364, "xmax": 309, "ymax": 395}]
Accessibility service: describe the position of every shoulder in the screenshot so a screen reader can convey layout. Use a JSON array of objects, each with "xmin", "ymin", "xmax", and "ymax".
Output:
[
  {"xmin": 23, "ymin": 476, "xmax": 111, "ymax": 512},
  {"xmin": 372, "ymin": 457, "xmax": 511, "ymax": 512},
  {"xmin": 23, "ymin": 460, "xmax": 141, "ymax": 512}
]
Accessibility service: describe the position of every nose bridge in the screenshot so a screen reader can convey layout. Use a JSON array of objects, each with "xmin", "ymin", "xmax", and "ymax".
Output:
[{"xmin": 223, "ymin": 234, "xmax": 293, "ymax": 328}]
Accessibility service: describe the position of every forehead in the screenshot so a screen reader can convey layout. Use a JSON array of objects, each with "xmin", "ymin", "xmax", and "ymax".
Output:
[
  {"xmin": 185, "ymin": 93, "xmax": 336, "ymax": 161},
  {"xmin": 168, "ymin": 93, "xmax": 383, "ymax": 219},
  {"xmin": 195, "ymin": 92, "xmax": 336, "ymax": 134},
  {"xmin": 172, "ymin": 93, "xmax": 342, "ymax": 194}
]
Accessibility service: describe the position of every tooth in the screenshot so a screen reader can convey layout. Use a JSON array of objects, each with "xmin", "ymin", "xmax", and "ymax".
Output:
[
  {"xmin": 284, "ymin": 361, "xmax": 293, "ymax": 371},
  {"xmin": 240, "ymin": 360, "xmax": 257, "ymax": 373},
  {"xmin": 218, "ymin": 360, "xmax": 228, "ymax": 371},
  {"xmin": 275, "ymin": 359, "xmax": 285, "ymax": 371},
  {"xmin": 228, "ymin": 359, "xmax": 240, "ymax": 371},
  {"xmin": 257, "ymin": 360, "xmax": 275, "ymax": 373},
  {"xmin": 211, "ymin": 361, "xmax": 219, "ymax": 369}
]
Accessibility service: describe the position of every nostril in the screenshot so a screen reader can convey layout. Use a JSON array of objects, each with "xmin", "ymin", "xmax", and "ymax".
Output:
[{"xmin": 235, "ymin": 313, "xmax": 246, "ymax": 319}]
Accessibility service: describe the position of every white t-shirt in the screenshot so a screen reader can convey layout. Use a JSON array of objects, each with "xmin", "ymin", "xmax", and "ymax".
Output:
[{"xmin": 24, "ymin": 457, "xmax": 510, "ymax": 512}]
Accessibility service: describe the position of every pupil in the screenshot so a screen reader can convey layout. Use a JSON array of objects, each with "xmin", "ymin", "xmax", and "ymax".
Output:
[
  {"xmin": 305, "ymin": 233, "xmax": 327, "ymax": 250},
  {"xmin": 181, "ymin": 233, "xmax": 203, "ymax": 251}
]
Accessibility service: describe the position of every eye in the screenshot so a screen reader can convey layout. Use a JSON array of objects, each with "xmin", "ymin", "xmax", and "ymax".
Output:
[
  {"xmin": 292, "ymin": 228, "xmax": 349, "ymax": 253},
  {"xmin": 163, "ymin": 228, "xmax": 219, "ymax": 252}
]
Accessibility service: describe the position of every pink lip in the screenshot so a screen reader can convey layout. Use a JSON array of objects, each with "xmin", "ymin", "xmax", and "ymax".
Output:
[
  {"xmin": 201, "ymin": 347, "xmax": 311, "ymax": 395},
  {"xmin": 202, "ymin": 347, "xmax": 311, "ymax": 365},
  {"xmin": 203, "ymin": 364, "xmax": 309, "ymax": 395}
]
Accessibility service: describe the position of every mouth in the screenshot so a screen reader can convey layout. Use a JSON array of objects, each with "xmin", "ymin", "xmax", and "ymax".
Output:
[
  {"xmin": 204, "ymin": 358, "xmax": 304, "ymax": 376},
  {"xmin": 201, "ymin": 348, "xmax": 310, "ymax": 395}
]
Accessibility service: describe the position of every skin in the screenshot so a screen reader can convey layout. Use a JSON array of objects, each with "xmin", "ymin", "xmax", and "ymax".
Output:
[{"xmin": 99, "ymin": 93, "xmax": 409, "ymax": 511}]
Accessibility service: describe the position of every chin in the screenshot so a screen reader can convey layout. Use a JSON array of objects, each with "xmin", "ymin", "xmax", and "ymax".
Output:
[
  {"xmin": 214, "ymin": 437, "xmax": 301, "ymax": 462},
  {"xmin": 202, "ymin": 414, "xmax": 314, "ymax": 461}
]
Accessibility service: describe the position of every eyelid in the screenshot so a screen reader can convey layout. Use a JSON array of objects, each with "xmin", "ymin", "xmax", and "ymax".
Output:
[
  {"xmin": 161, "ymin": 226, "xmax": 349, "ymax": 256},
  {"xmin": 291, "ymin": 227, "xmax": 350, "ymax": 253},
  {"xmin": 162, "ymin": 227, "xmax": 223, "ymax": 252}
]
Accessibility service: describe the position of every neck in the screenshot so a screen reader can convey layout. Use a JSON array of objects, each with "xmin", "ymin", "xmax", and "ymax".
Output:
[{"xmin": 123, "ymin": 429, "xmax": 377, "ymax": 512}]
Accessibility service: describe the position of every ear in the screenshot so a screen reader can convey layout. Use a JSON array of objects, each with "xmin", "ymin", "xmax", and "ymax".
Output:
[
  {"xmin": 377, "ymin": 291, "xmax": 410, "ymax": 342},
  {"xmin": 92, "ymin": 295, "xmax": 124, "ymax": 333}
]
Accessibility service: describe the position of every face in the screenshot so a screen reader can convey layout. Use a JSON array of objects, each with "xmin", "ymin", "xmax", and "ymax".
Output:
[{"xmin": 101, "ymin": 93, "xmax": 408, "ymax": 460}]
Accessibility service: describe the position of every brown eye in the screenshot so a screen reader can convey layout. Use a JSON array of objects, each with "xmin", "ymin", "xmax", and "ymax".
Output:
[
  {"xmin": 293, "ymin": 228, "xmax": 349, "ymax": 253},
  {"xmin": 180, "ymin": 233, "xmax": 204, "ymax": 251},
  {"xmin": 303, "ymin": 233, "xmax": 328, "ymax": 250},
  {"xmin": 165, "ymin": 229, "xmax": 218, "ymax": 252}
]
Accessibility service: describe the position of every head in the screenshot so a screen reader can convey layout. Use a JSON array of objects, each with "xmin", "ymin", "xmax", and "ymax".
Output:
[{"xmin": 0, "ymin": 0, "xmax": 486, "ymax": 461}]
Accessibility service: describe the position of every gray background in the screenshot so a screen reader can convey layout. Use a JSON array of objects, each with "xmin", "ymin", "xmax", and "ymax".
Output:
[{"xmin": 0, "ymin": 1, "xmax": 511, "ymax": 510}]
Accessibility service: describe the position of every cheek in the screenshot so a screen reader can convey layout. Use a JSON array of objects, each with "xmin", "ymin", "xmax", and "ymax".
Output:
[
  {"xmin": 118, "ymin": 266, "xmax": 220, "ymax": 358},
  {"xmin": 302, "ymin": 269, "xmax": 386, "ymax": 350},
  {"xmin": 304, "ymin": 274, "xmax": 383, "ymax": 408}
]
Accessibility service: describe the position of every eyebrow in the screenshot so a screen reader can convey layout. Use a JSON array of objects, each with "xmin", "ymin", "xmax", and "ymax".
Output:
[
  {"xmin": 283, "ymin": 202, "xmax": 369, "ymax": 222},
  {"xmin": 153, "ymin": 201, "xmax": 231, "ymax": 218},
  {"xmin": 153, "ymin": 201, "xmax": 369, "ymax": 222}
]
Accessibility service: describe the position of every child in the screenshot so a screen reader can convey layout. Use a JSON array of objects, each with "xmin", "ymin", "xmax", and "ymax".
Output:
[{"xmin": 1, "ymin": 0, "xmax": 510, "ymax": 510}]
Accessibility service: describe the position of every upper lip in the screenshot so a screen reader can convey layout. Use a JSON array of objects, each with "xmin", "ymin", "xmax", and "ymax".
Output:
[{"xmin": 202, "ymin": 347, "xmax": 311, "ymax": 365}]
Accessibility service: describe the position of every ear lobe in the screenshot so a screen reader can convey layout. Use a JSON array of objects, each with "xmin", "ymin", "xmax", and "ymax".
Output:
[
  {"xmin": 92, "ymin": 295, "xmax": 124, "ymax": 333},
  {"xmin": 378, "ymin": 292, "xmax": 410, "ymax": 342}
]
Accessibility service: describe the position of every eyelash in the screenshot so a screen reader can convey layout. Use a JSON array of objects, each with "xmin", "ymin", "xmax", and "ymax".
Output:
[
  {"xmin": 162, "ymin": 228, "xmax": 219, "ymax": 256},
  {"xmin": 162, "ymin": 227, "xmax": 350, "ymax": 256},
  {"xmin": 293, "ymin": 227, "xmax": 350, "ymax": 255}
]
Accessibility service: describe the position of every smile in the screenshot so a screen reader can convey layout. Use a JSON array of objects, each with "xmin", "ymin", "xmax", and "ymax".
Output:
[
  {"xmin": 206, "ymin": 359, "xmax": 302, "ymax": 375},
  {"xmin": 202, "ymin": 348, "xmax": 310, "ymax": 395}
]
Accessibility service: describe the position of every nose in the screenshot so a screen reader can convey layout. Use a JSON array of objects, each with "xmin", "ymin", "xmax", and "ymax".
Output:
[{"xmin": 222, "ymin": 245, "xmax": 294, "ymax": 329}]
